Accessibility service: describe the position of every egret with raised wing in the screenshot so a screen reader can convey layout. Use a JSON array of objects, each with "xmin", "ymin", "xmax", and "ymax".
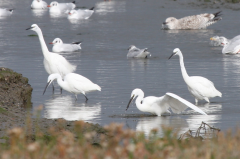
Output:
[
  {"xmin": 169, "ymin": 48, "xmax": 222, "ymax": 103},
  {"xmin": 126, "ymin": 88, "xmax": 207, "ymax": 116},
  {"xmin": 43, "ymin": 73, "xmax": 101, "ymax": 101},
  {"xmin": 26, "ymin": 24, "xmax": 76, "ymax": 93}
]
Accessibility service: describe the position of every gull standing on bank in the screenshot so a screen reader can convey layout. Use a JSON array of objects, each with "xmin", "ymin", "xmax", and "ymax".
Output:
[
  {"xmin": 162, "ymin": 11, "xmax": 222, "ymax": 30},
  {"xmin": 127, "ymin": 45, "xmax": 151, "ymax": 58},
  {"xmin": 168, "ymin": 48, "xmax": 222, "ymax": 103},
  {"xmin": 43, "ymin": 73, "xmax": 101, "ymax": 101},
  {"xmin": 126, "ymin": 88, "xmax": 207, "ymax": 116},
  {"xmin": 31, "ymin": 0, "xmax": 48, "ymax": 9},
  {"xmin": 26, "ymin": 24, "xmax": 76, "ymax": 92},
  {"xmin": 50, "ymin": 38, "xmax": 81, "ymax": 53}
]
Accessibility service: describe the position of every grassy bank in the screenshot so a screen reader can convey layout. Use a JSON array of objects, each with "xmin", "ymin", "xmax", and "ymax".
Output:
[{"xmin": 1, "ymin": 119, "xmax": 240, "ymax": 159}]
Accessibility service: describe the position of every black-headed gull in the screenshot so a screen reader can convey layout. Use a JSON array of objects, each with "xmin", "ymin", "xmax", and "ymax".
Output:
[
  {"xmin": 127, "ymin": 45, "xmax": 151, "ymax": 58},
  {"xmin": 68, "ymin": 7, "xmax": 94, "ymax": 20},
  {"xmin": 31, "ymin": 0, "xmax": 48, "ymax": 9},
  {"xmin": 48, "ymin": 1, "xmax": 76, "ymax": 13},
  {"xmin": 50, "ymin": 38, "xmax": 82, "ymax": 53}
]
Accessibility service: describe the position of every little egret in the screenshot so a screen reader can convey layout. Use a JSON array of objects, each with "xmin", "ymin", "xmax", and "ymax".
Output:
[
  {"xmin": 126, "ymin": 88, "xmax": 207, "ymax": 116},
  {"xmin": 50, "ymin": 38, "xmax": 81, "ymax": 53},
  {"xmin": 26, "ymin": 24, "xmax": 76, "ymax": 93},
  {"xmin": 48, "ymin": 1, "xmax": 75, "ymax": 13},
  {"xmin": 43, "ymin": 73, "xmax": 101, "ymax": 101},
  {"xmin": 162, "ymin": 11, "xmax": 222, "ymax": 30},
  {"xmin": 127, "ymin": 45, "xmax": 151, "ymax": 58},
  {"xmin": 31, "ymin": 0, "xmax": 48, "ymax": 9},
  {"xmin": 169, "ymin": 48, "xmax": 222, "ymax": 103},
  {"xmin": 68, "ymin": 7, "xmax": 95, "ymax": 20}
]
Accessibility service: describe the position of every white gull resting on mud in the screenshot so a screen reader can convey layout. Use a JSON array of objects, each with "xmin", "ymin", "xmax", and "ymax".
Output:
[
  {"xmin": 127, "ymin": 45, "xmax": 151, "ymax": 58},
  {"xmin": 50, "ymin": 38, "xmax": 81, "ymax": 53},
  {"xmin": 210, "ymin": 36, "xmax": 229, "ymax": 47},
  {"xmin": 162, "ymin": 11, "xmax": 222, "ymax": 30}
]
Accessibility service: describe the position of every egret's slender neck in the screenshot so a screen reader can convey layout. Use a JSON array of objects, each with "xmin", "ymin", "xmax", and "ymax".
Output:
[
  {"xmin": 135, "ymin": 91, "xmax": 146, "ymax": 112},
  {"xmin": 178, "ymin": 52, "xmax": 190, "ymax": 84},
  {"xmin": 56, "ymin": 76, "xmax": 68, "ymax": 90},
  {"xmin": 35, "ymin": 29, "xmax": 51, "ymax": 60}
]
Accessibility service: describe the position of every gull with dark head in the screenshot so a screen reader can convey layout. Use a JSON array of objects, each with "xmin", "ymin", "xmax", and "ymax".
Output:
[
  {"xmin": 169, "ymin": 48, "xmax": 222, "ymax": 103},
  {"xmin": 126, "ymin": 88, "xmax": 207, "ymax": 116},
  {"xmin": 50, "ymin": 38, "xmax": 81, "ymax": 53},
  {"xmin": 162, "ymin": 11, "xmax": 222, "ymax": 30}
]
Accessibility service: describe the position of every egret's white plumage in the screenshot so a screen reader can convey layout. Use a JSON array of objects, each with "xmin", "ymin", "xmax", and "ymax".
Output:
[
  {"xmin": 169, "ymin": 48, "xmax": 222, "ymax": 103},
  {"xmin": 210, "ymin": 36, "xmax": 229, "ymax": 47},
  {"xmin": 127, "ymin": 45, "xmax": 151, "ymax": 58},
  {"xmin": 48, "ymin": 1, "xmax": 76, "ymax": 13},
  {"xmin": 43, "ymin": 73, "xmax": 101, "ymax": 101},
  {"xmin": 26, "ymin": 24, "xmax": 76, "ymax": 78},
  {"xmin": 162, "ymin": 11, "xmax": 222, "ymax": 30},
  {"xmin": 50, "ymin": 38, "xmax": 81, "ymax": 53},
  {"xmin": 126, "ymin": 88, "xmax": 207, "ymax": 116},
  {"xmin": 0, "ymin": 8, "xmax": 13, "ymax": 16},
  {"xmin": 68, "ymin": 7, "xmax": 95, "ymax": 20},
  {"xmin": 31, "ymin": 0, "xmax": 48, "ymax": 9},
  {"xmin": 222, "ymin": 35, "xmax": 240, "ymax": 54}
]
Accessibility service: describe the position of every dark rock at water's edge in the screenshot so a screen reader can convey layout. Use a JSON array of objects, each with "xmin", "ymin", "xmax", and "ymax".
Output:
[{"xmin": 0, "ymin": 67, "xmax": 32, "ymax": 109}]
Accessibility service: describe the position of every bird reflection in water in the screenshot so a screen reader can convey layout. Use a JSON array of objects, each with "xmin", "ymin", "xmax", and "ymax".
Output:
[
  {"xmin": 31, "ymin": 10, "xmax": 47, "ymax": 17},
  {"xmin": 136, "ymin": 116, "xmax": 188, "ymax": 137},
  {"xmin": 43, "ymin": 95, "xmax": 101, "ymax": 123}
]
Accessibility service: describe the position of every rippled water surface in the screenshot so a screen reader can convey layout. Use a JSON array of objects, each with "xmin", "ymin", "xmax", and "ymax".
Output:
[{"xmin": 1, "ymin": 0, "xmax": 240, "ymax": 136}]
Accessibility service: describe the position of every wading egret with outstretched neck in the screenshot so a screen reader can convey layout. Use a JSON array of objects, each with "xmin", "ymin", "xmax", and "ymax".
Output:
[
  {"xmin": 26, "ymin": 24, "xmax": 76, "ymax": 93},
  {"xmin": 126, "ymin": 88, "xmax": 207, "ymax": 116},
  {"xmin": 43, "ymin": 73, "xmax": 101, "ymax": 101},
  {"xmin": 168, "ymin": 48, "xmax": 222, "ymax": 103}
]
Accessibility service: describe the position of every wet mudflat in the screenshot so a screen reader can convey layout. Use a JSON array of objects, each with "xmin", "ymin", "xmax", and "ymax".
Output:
[{"xmin": 1, "ymin": 0, "xmax": 240, "ymax": 136}]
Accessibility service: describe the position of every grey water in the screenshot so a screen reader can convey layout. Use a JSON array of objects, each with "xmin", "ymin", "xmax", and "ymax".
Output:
[{"xmin": 1, "ymin": 0, "xmax": 240, "ymax": 136}]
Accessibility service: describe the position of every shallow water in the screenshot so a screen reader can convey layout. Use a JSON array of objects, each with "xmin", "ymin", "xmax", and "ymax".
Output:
[{"xmin": 1, "ymin": 0, "xmax": 240, "ymax": 136}]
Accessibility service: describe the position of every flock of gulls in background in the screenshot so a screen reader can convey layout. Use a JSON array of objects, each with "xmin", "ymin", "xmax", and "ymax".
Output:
[{"xmin": 0, "ymin": 0, "xmax": 231, "ymax": 117}]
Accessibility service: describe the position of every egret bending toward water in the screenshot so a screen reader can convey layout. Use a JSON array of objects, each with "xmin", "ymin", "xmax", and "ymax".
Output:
[
  {"xmin": 43, "ymin": 73, "xmax": 101, "ymax": 101},
  {"xmin": 126, "ymin": 88, "xmax": 207, "ymax": 116},
  {"xmin": 169, "ymin": 48, "xmax": 222, "ymax": 103},
  {"xmin": 26, "ymin": 24, "xmax": 76, "ymax": 92}
]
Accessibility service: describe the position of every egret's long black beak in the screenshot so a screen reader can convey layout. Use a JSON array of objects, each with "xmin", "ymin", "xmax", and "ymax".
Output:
[
  {"xmin": 168, "ymin": 53, "xmax": 176, "ymax": 60},
  {"xmin": 43, "ymin": 80, "xmax": 51, "ymax": 95},
  {"xmin": 26, "ymin": 27, "xmax": 33, "ymax": 30},
  {"xmin": 126, "ymin": 95, "xmax": 135, "ymax": 111}
]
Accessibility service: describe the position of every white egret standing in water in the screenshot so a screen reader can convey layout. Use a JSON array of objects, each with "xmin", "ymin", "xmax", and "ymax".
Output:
[
  {"xmin": 43, "ymin": 73, "xmax": 101, "ymax": 101},
  {"xmin": 126, "ymin": 88, "xmax": 207, "ymax": 116},
  {"xmin": 168, "ymin": 48, "xmax": 222, "ymax": 103},
  {"xmin": 26, "ymin": 24, "xmax": 76, "ymax": 93}
]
